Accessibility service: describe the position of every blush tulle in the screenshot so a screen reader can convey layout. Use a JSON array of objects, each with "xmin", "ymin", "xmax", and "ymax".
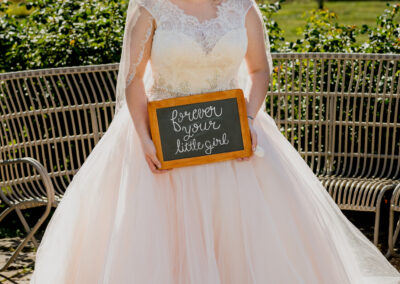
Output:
[{"xmin": 30, "ymin": 105, "xmax": 400, "ymax": 284}]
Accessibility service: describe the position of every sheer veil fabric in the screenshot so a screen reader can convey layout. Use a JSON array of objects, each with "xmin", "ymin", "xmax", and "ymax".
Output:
[
  {"xmin": 116, "ymin": 0, "xmax": 273, "ymax": 111},
  {"xmin": 29, "ymin": 0, "xmax": 400, "ymax": 283}
]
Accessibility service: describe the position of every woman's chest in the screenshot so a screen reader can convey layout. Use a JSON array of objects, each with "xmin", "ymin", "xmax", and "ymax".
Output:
[
  {"xmin": 150, "ymin": 27, "xmax": 248, "ymax": 65},
  {"xmin": 149, "ymin": 0, "xmax": 249, "ymax": 57}
]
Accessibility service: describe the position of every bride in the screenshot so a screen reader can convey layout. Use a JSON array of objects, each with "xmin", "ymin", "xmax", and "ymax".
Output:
[{"xmin": 30, "ymin": 0, "xmax": 400, "ymax": 283}]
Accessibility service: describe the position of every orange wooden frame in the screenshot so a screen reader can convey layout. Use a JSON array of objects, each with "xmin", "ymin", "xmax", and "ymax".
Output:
[{"xmin": 147, "ymin": 88, "xmax": 252, "ymax": 169}]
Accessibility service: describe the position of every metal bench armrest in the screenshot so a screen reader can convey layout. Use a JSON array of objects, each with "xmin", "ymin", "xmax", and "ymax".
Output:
[
  {"xmin": 0, "ymin": 157, "xmax": 55, "ymax": 205},
  {"xmin": 0, "ymin": 157, "xmax": 55, "ymax": 271}
]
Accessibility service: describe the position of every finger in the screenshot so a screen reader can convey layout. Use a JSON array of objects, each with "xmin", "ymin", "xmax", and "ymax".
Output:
[
  {"xmin": 145, "ymin": 156, "xmax": 157, "ymax": 172},
  {"xmin": 237, "ymin": 156, "xmax": 252, "ymax": 162},
  {"xmin": 149, "ymin": 153, "xmax": 162, "ymax": 169},
  {"xmin": 249, "ymin": 129, "xmax": 255, "ymax": 151},
  {"xmin": 251, "ymin": 131, "xmax": 258, "ymax": 151},
  {"xmin": 146, "ymin": 156, "xmax": 172, "ymax": 174},
  {"xmin": 145, "ymin": 156, "xmax": 164, "ymax": 173}
]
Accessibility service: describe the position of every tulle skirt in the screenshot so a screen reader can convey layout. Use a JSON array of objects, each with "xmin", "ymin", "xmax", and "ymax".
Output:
[{"xmin": 30, "ymin": 104, "xmax": 400, "ymax": 284}]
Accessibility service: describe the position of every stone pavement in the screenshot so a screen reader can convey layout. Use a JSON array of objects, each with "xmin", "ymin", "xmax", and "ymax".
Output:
[
  {"xmin": 0, "ymin": 237, "xmax": 400, "ymax": 283},
  {"xmin": 0, "ymin": 238, "xmax": 34, "ymax": 284}
]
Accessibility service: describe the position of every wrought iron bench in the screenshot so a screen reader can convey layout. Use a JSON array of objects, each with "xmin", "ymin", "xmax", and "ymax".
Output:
[
  {"xmin": 267, "ymin": 52, "xmax": 400, "ymax": 247},
  {"xmin": 0, "ymin": 63, "xmax": 119, "ymax": 271},
  {"xmin": 0, "ymin": 53, "xmax": 399, "ymax": 271},
  {"xmin": 388, "ymin": 184, "xmax": 400, "ymax": 257}
]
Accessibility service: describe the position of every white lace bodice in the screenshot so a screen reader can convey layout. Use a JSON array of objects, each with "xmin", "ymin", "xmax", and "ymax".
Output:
[{"xmin": 136, "ymin": 0, "xmax": 254, "ymax": 101}]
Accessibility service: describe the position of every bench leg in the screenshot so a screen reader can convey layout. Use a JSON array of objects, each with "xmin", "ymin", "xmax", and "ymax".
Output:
[
  {"xmin": 386, "ymin": 184, "xmax": 400, "ymax": 258},
  {"xmin": 0, "ymin": 202, "xmax": 53, "ymax": 272},
  {"xmin": 0, "ymin": 158, "xmax": 55, "ymax": 272},
  {"xmin": 0, "ymin": 201, "xmax": 40, "ymax": 248},
  {"xmin": 386, "ymin": 214, "xmax": 400, "ymax": 258},
  {"xmin": 386, "ymin": 205, "xmax": 395, "ymax": 258},
  {"xmin": 393, "ymin": 220, "xmax": 400, "ymax": 248},
  {"xmin": 373, "ymin": 187, "xmax": 389, "ymax": 246},
  {"xmin": 374, "ymin": 210, "xmax": 380, "ymax": 246},
  {"xmin": 0, "ymin": 206, "xmax": 16, "ymax": 223},
  {"xmin": 15, "ymin": 207, "xmax": 39, "ymax": 248}
]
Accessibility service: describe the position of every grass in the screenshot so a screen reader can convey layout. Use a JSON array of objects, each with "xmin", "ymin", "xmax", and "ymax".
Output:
[
  {"xmin": 2, "ymin": 0, "xmax": 399, "ymax": 44},
  {"xmin": 271, "ymin": 0, "xmax": 400, "ymax": 43},
  {"xmin": 1, "ymin": 0, "xmax": 32, "ymax": 17}
]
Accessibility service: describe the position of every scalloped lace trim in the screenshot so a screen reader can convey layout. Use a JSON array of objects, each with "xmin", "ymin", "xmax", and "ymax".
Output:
[{"xmin": 137, "ymin": 0, "xmax": 253, "ymax": 54}]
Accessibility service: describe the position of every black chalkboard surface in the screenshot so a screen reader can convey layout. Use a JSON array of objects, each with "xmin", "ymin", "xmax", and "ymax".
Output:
[{"xmin": 148, "ymin": 89, "xmax": 252, "ymax": 169}]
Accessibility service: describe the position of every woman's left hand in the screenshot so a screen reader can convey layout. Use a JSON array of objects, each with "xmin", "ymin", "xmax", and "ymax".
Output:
[{"xmin": 237, "ymin": 118, "xmax": 257, "ymax": 161}]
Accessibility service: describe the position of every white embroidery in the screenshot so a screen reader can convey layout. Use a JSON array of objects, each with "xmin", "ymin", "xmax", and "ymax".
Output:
[{"xmin": 148, "ymin": 73, "xmax": 238, "ymax": 101}]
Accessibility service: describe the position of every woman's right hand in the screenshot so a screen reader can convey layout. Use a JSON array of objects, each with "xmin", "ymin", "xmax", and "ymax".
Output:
[{"xmin": 140, "ymin": 137, "xmax": 172, "ymax": 174}]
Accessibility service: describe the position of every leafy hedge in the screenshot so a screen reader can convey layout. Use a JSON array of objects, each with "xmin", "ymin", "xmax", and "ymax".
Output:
[
  {"xmin": 0, "ymin": 0, "xmax": 399, "ymax": 73},
  {"xmin": 0, "ymin": 0, "xmax": 127, "ymax": 72}
]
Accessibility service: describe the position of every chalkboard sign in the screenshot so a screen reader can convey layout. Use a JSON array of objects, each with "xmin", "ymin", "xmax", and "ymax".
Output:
[{"xmin": 147, "ymin": 89, "xmax": 252, "ymax": 169}]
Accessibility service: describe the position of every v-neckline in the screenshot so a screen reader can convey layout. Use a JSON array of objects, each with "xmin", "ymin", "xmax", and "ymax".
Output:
[{"xmin": 164, "ymin": 0, "xmax": 230, "ymax": 25}]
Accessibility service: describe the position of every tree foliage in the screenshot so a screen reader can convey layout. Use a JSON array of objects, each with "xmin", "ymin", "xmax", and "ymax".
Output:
[
  {"xmin": 0, "ymin": 0, "xmax": 127, "ymax": 72},
  {"xmin": 0, "ymin": 0, "xmax": 399, "ymax": 73}
]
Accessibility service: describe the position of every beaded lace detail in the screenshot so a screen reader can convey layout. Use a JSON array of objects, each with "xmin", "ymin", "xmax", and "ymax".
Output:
[{"xmin": 148, "ymin": 73, "xmax": 239, "ymax": 100}]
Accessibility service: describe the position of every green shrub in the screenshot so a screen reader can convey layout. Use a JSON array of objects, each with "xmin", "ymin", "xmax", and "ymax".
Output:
[
  {"xmin": 0, "ymin": 0, "xmax": 399, "ymax": 73},
  {"xmin": 359, "ymin": 2, "xmax": 400, "ymax": 53},
  {"xmin": 0, "ymin": 0, "xmax": 127, "ymax": 72}
]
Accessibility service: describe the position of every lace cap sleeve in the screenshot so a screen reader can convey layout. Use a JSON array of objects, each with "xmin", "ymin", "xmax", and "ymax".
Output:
[
  {"xmin": 125, "ymin": 4, "xmax": 155, "ymax": 88},
  {"xmin": 136, "ymin": 0, "xmax": 160, "ymax": 21},
  {"xmin": 241, "ymin": 0, "xmax": 254, "ymax": 14}
]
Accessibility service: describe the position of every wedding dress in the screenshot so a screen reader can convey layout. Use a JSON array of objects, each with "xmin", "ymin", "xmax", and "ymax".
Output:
[{"xmin": 30, "ymin": 0, "xmax": 400, "ymax": 283}]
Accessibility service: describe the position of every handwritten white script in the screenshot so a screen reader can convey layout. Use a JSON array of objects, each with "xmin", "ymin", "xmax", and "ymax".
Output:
[{"xmin": 170, "ymin": 105, "xmax": 230, "ymax": 155}]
